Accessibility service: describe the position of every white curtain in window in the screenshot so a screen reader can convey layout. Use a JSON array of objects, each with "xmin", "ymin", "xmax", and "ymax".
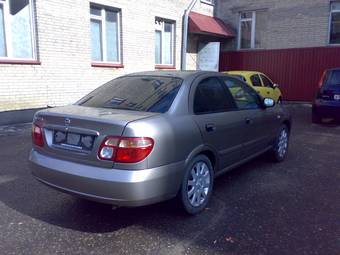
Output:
[
  {"xmin": 0, "ymin": 5, "xmax": 6, "ymax": 57},
  {"xmin": 105, "ymin": 10, "xmax": 118, "ymax": 62},
  {"xmin": 155, "ymin": 30, "xmax": 161, "ymax": 64},
  {"xmin": 91, "ymin": 20, "xmax": 102, "ymax": 61},
  {"xmin": 163, "ymin": 23, "xmax": 172, "ymax": 65},
  {"xmin": 332, "ymin": 2, "xmax": 340, "ymax": 11},
  {"xmin": 10, "ymin": 0, "xmax": 33, "ymax": 58},
  {"xmin": 240, "ymin": 20, "xmax": 252, "ymax": 49}
]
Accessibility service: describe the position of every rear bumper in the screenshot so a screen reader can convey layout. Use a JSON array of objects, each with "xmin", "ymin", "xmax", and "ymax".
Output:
[
  {"xmin": 29, "ymin": 150, "xmax": 184, "ymax": 207},
  {"xmin": 313, "ymin": 100, "xmax": 340, "ymax": 119}
]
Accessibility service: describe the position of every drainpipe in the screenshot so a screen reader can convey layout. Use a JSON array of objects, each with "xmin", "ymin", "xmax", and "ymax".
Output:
[{"xmin": 181, "ymin": 0, "xmax": 198, "ymax": 70}]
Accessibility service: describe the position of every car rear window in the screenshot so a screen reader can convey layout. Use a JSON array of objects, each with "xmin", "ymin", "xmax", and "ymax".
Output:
[
  {"xmin": 327, "ymin": 70, "xmax": 340, "ymax": 86},
  {"xmin": 77, "ymin": 76, "xmax": 183, "ymax": 113}
]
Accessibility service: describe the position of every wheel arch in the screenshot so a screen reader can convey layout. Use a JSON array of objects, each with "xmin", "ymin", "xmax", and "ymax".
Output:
[
  {"xmin": 184, "ymin": 145, "xmax": 219, "ymax": 172},
  {"xmin": 282, "ymin": 119, "xmax": 291, "ymax": 132}
]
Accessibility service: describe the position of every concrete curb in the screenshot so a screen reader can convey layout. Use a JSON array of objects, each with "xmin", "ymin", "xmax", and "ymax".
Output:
[{"xmin": 0, "ymin": 108, "xmax": 44, "ymax": 126}]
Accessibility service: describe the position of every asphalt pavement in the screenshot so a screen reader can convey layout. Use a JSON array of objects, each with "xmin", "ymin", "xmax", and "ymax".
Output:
[{"xmin": 0, "ymin": 104, "xmax": 339, "ymax": 255}]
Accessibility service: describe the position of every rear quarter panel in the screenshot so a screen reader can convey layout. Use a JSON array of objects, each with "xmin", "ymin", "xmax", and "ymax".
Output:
[{"xmin": 117, "ymin": 115, "xmax": 203, "ymax": 170}]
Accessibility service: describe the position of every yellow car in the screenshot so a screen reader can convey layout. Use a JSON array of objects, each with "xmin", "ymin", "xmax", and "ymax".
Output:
[{"xmin": 224, "ymin": 71, "xmax": 283, "ymax": 103}]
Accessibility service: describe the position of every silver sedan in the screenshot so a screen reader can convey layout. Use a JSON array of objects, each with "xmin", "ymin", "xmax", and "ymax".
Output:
[{"xmin": 29, "ymin": 71, "xmax": 291, "ymax": 214}]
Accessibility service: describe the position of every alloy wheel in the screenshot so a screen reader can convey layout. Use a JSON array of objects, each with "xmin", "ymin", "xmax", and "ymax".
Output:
[
  {"xmin": 187, "ymin": 161, "xmax": 211, "ymax": 207},
  {"xmin": 277, "ymin": 128, "xmax": 288, "ymax": 158}
]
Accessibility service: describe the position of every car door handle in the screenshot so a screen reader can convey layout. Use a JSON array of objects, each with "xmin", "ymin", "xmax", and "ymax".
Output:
[
  {"xmin": 205, "ymin": 124, "xmax": 216, "ymax": 132},
  {"xmin": 245, "ymin": 118, "xmax": 254, "ymax": 124}
]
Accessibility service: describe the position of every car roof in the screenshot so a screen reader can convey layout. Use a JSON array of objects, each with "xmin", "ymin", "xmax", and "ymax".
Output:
[
  {"xmin": 124, "ymin": 70, "xmax": 222, "ymax": 79},
  {"xmin": 327, "ymin": 67, "xmax": 340, "ymax": 72},
  {"xmin": 225, "ymin": 70, "xmax": 263, "ymax": 76}
]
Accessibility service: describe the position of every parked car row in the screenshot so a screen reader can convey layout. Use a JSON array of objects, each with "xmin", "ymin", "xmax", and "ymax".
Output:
[
  {"xmin": 29, "ymin": 71, "xmax": 291, "ymax": 214},
  {"xmin": 225, "ymin": 68, "xmax": 340, "ymax": 124}
]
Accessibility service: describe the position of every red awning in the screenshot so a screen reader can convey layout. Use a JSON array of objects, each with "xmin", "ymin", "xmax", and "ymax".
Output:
[{"xmin": 189, "ymin": 12, "xmax": 235, "ymax": 38}]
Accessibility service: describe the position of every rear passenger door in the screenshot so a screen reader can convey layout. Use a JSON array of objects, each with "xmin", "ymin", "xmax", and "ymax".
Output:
[
  {"xmin": 191, "ymin": 76, "xmax": 247, "ymax": 170},
  {"xmin": 220, "ymin": 76, "xmax": 272, "ymax": 158}
]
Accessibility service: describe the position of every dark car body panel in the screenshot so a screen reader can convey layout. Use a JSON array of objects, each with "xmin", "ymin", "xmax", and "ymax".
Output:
[
  {"xmin": 313, "ymin": 99, "xmax": 340, "ymax": 119},
  {"xmin": 313, "ymin": 68, "xmax": 340, "ymax": 120}
]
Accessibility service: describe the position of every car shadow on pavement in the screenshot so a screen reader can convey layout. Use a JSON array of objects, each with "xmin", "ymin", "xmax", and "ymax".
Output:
[
  {"xmin": 0, "ymin": 155, "xmax": 273, "ymax": 254},
  {"xmin": 0, "ymin": 151, "xmax": 270, "ymax": 233},
  {"xmin": 318, "ymin": 120, "xmax": 340, "ymax": 127}
]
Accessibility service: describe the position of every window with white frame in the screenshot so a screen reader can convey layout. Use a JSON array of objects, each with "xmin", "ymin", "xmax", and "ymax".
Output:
[
  {"xmin": 155, "ymin": 18, "xmax": 175, "ymax": 66},
  {"xmin": 0, "ymin": 0, "xmax": 36, "ymax": 59},
  {"xmin": 330, "ymin": 1, "xmax": 340, "ymax": 44},
  {"xmin": 201, "ymin": 0, "xmax": 214, "ymax": 5},
  {"xmin": 238, "ymin": 11, "xmax": 256, "ymax": 49},
  {"xmin": 90, "ymin": 5, "xmax": 121, "ymax": 63}
]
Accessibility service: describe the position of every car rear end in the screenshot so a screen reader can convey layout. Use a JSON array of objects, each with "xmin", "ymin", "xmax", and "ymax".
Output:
[
  {"xmin": 313, "ymin": 69, "xmax": 340, "ymax": 121},
  {"xmin": 29, "ymin": 74, "xmax": 187, "ymax": 206}
]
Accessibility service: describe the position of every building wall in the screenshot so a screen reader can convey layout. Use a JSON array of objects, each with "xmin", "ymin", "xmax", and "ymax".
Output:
[
  {"xmin": 216, "ymin": 0, "xmax": 332, "ymax": 50},
  {"xmin": 217, "ymin": 0, "xmax": 340, "ymax": 102},
  {"xmin": 0, "ymin": 0, "xmax": 213, "ymax": 112}
]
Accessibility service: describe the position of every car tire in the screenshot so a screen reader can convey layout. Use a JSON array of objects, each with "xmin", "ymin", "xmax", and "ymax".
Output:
[
  {"xmin": 312, "ymin": 111, "xmax": 322, "ymax": 124},
  {"xmin": 270, "ymin": 125, "xmax": 290, "ymax": 162},
  {"xmin": 179, "ymin": 155, "xmax": 214, "ymax": 215}
]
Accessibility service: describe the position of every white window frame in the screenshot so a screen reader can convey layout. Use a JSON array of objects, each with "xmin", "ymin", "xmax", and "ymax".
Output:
[
  {"xmin": 90, "ymin": 5, "xmax": 121, "ymax": 64},
  {"xmin": 201, "ymin": 0, "xmax": 214, "ymax": 5},
  {"xmin": 238, "ymin": 11, "xmax": 256, "ymax": 50},
  {"xmin": 155, "ymin": 18, "xmax": 175, "ymax": 66},
  {"xmin": 0, "ymin": 0, "xmax": 37, "ymax": 60},
  {"xmin": 329, "ymin": 1, "xmax": 340, "ymax": 45}
]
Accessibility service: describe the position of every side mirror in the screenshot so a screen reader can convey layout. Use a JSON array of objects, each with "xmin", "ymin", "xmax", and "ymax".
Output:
[
  {"xmin": 273, "ymin": 84, "xmax": 279, "ymax": 89},
  {"xmin": 263, "ymin": 98, "xmax": 275, "ymax": 108}
]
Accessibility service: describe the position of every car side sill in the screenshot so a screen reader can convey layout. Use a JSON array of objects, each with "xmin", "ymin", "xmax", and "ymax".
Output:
[{"xmin": 215, "ymin": 146, "xmax": 272, "ymax": 178}]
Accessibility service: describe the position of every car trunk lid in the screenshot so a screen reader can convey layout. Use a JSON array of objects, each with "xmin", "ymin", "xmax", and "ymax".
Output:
[
  {"xmin": 320, "ymin": 85, "xmax": 340, "ymax": 101},
  {"xmin": 34, "ymin": 105, "xmax": 158, "ymax": 168}
]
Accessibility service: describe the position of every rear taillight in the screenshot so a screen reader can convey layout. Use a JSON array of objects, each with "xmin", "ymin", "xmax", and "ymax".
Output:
[
  {"xmin": 98, "ymin": 136, "xmax": 154, "ymax": 163},
  {"xmin": 32, "ymin": 123, "xmax": 44, "ymax": 147},
  {"xmin": 318, "ymin": 70, "xmax": 327, "ymax": 88}
]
